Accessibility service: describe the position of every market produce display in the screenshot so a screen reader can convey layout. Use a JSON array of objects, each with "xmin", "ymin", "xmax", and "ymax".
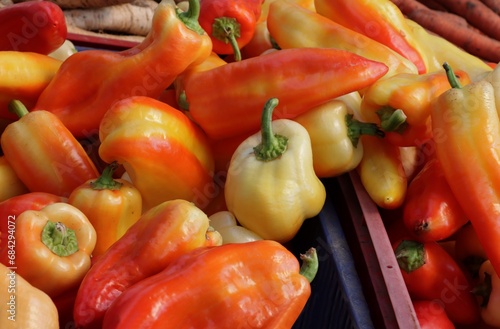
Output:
[{"xmin": 1, "ymin": 0, "xmax": 500, "ymax": 328}]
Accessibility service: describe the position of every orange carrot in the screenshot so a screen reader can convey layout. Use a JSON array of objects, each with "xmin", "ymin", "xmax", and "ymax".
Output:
[{"xmin": 480, "ymin": 0, "xmax": 500, "ymax": 14}]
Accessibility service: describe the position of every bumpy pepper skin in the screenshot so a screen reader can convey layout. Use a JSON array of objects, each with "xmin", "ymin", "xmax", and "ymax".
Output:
[
  {"xmin": 98, "ymin": 96, "xmax": 215, "ymax": 212},
  {"xmin": 1, "ymin": 101, "xmax": 99, "ymax": 197},
  {"xmin": 359, "ymin": 69, "xmax": 472, "ymax": 147},
  {"xmin": 0, "ymin": 0, "xmax": 67, "ymax": 54},
  {"xmin": 0, "ymin": 51, "xmax": 61, "ymax": 120},
  {"xmin": 225, "ymin": 98, "xmax": 326, "ymax": 243},
  {"xmin": 73, "ymin": 199, "xmax": 222, "ymax": 329},
  {"xmin": 0, "ymin": 202, "xmax": 96, "ymax": 298},
  {"xmin": 314, "ymin": 0, "xmax": 427, "ymax": 74},
  {"xmin": 181, "ymin": 47, "xmax": 389, "ymax": 141},
  {"xmin": 68, "ymin": 162, "xmax": 143, "ymax": 257},
  {"xmin": 32, "ymin": 0, "xmax": 212, "ymax": 138},
  {"xmin": 0, "ymin": 263, "xmax": 59, "ymax": 329},
  {"xmin": 266, "ymin": 0, "xmax": 417, "ymax": 79},
  {"xmin": 102, "ymin": 240, "xmax": 315, "ymax": 329},
  {"xmin": 431, "ymin": 64, "xmax": 500, "ymax": 279}
]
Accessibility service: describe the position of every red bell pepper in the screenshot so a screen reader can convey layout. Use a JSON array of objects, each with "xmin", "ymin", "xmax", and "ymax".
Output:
[
  {"xmin": 0, "ymin": 0, "xmax": 67, "ymax": 54},
  {"xmin": 199, "ymin": 0, "xmax": 264, "ymax": 61},
  {"xmin": 412, "ymin": 300, "xmax": 456, "ymax": 329}
]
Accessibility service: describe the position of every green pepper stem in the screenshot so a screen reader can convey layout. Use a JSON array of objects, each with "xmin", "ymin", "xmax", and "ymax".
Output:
[
  {"xmin": 8, "ymin": 100, "xmax": 29, "ymax": 118},
  {"xmin": 394, "ymin": 240, "xmax": 426, "ymax": 273},
  {"xmin": 377, "ymin": 106, "xmax": 408, "ymax": 134},
  {"xmin": 299, "ymin": 248, "xmax": 319, "ymax": 283},
  {"xmin": 90, "ymin": 161, "xmax": 123, "ymax": 190},
  {"xmin": 42, "ymin": 221, "xmax": 79, "ymax": 257},
  {"xmin": 472, "ymin": 272, "xmax": 492, "ymax": 308},
  {"xmin": 253, "ymin": 98, "xmax": 288, "ymax": 161},
  {"xmin": 177, "ymin": 0, "xmax": 205, "ymax": 35},
  {"xmin": 443, "ymin": 62, "xmax": 462, "ymax": 89},
  {"xmin": 346, "ymin": 114, "xmax": 385, "ymax": 147},
  {"xmin": 212, "ymin": 17, "xmax": 242, "ymax": 61}
]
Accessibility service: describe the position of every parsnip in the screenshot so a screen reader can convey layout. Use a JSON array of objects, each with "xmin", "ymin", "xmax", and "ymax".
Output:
[{"xmin": 64, "ymin": 0, "xmax": 158, "ymax": 36}]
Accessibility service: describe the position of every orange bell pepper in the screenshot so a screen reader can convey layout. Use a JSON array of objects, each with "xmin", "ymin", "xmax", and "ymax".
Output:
[
  {"xmin": 0, "ymin": 51, "xmax": 61, "ymax": 120},
  {"xmin": 0, "ymin": 263, "xmax": 59, "ymax": 329},
  {"xmin": 0, "ymin": 202, "xmax": 96, "ymax": 298},
  {"xmin": 98, "ymin": 96, "xmax": 215, "ymax": 212},
  {"xmin": 32, "ymin": 0, "xmax": 212, "ymax": 138},
  {"xmin": 1, "ymin": 100, "xmax": 99, "ymax": 197},
  {"xmin": 431, "ymin": 63, "xmax": 500, "ymax": 278},
  {"xmin": 359, "ymin": 69, "xmax": 472, "ymax": 147},
  {"xmin": 101, "ymin": 241, "xmax": 318, "ymax": 329},
  {"xmin": 266, "ymin": 0, "xmax": 418, "ymax": 79},
  {"xmin": 73, "ymin": 199, "xmax": 222, "ymax": 329},
  {"xmin": 314, "ymin": 0, "xmax": 427, "ymax": 74},
  {"xmin": 180, "ymin": 47, "xmax": 389, "ymax": 141},
  {"xmin": 68, "ymin": 161, "xmax": 143, "ymax": 257}
]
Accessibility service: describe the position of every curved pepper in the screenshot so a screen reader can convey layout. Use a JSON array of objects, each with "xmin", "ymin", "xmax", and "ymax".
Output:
[
  {"xmin": 98, "ymin": 96, "xmax": 215, "ymax": 212},
  {"xmin": 180, "ymin": 47, "xmax": 389, "ymax": 141},
  {"xmin": 1, "ymin": 100, "xmax": 99, "ymax": 197},
  {"xmin": 0, "ymin": 0, "xmax": 67, "ymax": 54},
  {"xmin": 394, "ymin": 239, "xmax": 480, "ymax": 325},
  {"xmin": 0, "ymin": 202, "xmax": 96, "ymax": 298},
  {"xmin": 356, "ymin": 135, "xmax": 407, "ymax": 209},
  {"xmin": 102, "ymin": 240, "xmax": 318, "ymax": 329},
  {"xmin": 266, "ymin": 0, "xmax": 417, "ymax": 79},
  {"xmin": 294, "ymin": 99, "xmax": 384, "ymax": 178},
  {"xmin": 359, "ymin": 69, "xmax": 472, "ymax": 147},
  {"xmin": 73, "ymin": 199, "xmax": 222, "ymax": 329},
  {"xmin": 0, "ymin": 51, "xmax": 61, "ymax": 120},
  {"xmin": 209, "ymin": 210, "xmax": 263, "ymax": 244},
  {"xmin": 0, "ymin": 263, "xmax": 59, "ymax": 329},
  {"xmin": 32, "ymin": 0, "xmax": 212, "ymax": 138},
  {"xmin": 402, "ymin": 157, "xmax": 469, "ymax": 242},
  {"xmin": 199, "ymin": 0, "xmax": 264, "ymax": 61},
  {"xmin": 68, "ymin": 161, "xmax": 143, "ymax": 257},
  {"xmin": 225, "ymin": 98, "xmax": 326, "ymax": 243},
  {"xmin": 314, "ymin": 0, "xmax": 427, "ymax": 74},
  {"xmin": 431, "ymin": 63, "xmax": 500, "ymax": 278}
]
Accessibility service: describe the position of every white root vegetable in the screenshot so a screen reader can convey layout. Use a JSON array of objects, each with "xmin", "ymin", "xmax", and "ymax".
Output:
[{"xmin": 64, "ymin": 0, "xmax": 158, "ymax": 36}]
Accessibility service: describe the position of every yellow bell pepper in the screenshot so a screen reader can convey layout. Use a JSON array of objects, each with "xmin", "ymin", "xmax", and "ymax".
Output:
[
  {"xmin": 0, "ymin": 263, "xmax": 59, "ymax": 329},
  {"xmin": 209, "ymin": 210, "xmax": 263, "ymax": 244},
  {"xmin": 224, "ymin": 98, "xmax": 326, "ymax": 243},
  {"xmin": 0, "ymin": 202, "xmax": 96, "ymax": 297},
  {"xmin": 293, "ymin": 99, "xmax": 384, "ymax": 178},
  {"xmin": 68, "ymin": 161, "xmax": 143, "ymax": 258}
]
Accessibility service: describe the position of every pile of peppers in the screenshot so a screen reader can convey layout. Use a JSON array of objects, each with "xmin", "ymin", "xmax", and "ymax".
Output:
[{"xmin": 1, "ymin": 0, "xmax": 500, "ymax": 328}]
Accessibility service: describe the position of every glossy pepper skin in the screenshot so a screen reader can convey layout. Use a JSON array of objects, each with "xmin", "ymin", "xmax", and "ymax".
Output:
[
  {"xmin": 293, "ymin": 99, "xmax": 384, "ymax": 178},
  {"xmin": 180, "ymin": 47, "xmax": 389, "ymax": 141},
  {"xmin": 394, "ymin": 239, "xmax": 480, "ymax": 325},
  {"xmin": 209, "ymin": 210, "xmax": 263, "ymax": 244},
  {"xmin": 0, "ymin": 202, "xmax": 96, "ymax": 298},
  {"xmin": 98, "ymin": 96, "xmax": 215, "ymax": 212},
  {"xmin": 356, "ymin": 135, "xmax": 407, "ymax": 210},
  {"xmin": 68, "ymin": 161, "xmax": 143, "ymax": 258},
  {"xmin": 1, "ymin": 100, "xmax": 99, "ymax": 197},
  {"xmin": 0, "ymin": 263, "xmax": 59, "ymax": 329},
  {"xmin": 32, "ymin": 0, "xmax": 212, "ymax": 138},
  {"xmin": 266, "ymin": 0, "xmax": 417, "ymax": 79},
  {"xmin": 403, "ymin": 158, "xmax": 469, "ymax": 242},
  {"xmin": 431, "ymin": 63, "xmax": 500, "ymax": 278},
  {"xmin": 225, "ymin": 98, "xmax": 326, "ymax": 243},
  {"xmin": 412, "ymin": 300, "xmax": 455, "ymax": 329},
  {"xmin": 0, "ymin": 0, "xmax": 67, "ymax": 54},
  {"xmin": 314, "ymin": 0, "xmax": 427, "ymax": 74},
  {"xmin": 199, "ymin": 0, "xmax": 264, "ymax": 61},
  {"xmin": 360, "ymin": 69, "xmax": 471, "ymax": 147},
  {"xmin": 102, "ymin": 240, "xmax": 318, "ymax": 329},
  {"xmin": 0, "ymin": 51, "xmax": 61, "ymax": 120},
  {"xmin": 73, "ymin": 199, "xmax": 222, "ymax": 329}
]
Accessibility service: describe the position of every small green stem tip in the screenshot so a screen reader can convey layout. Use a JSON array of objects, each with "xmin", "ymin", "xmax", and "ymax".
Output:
[
  {"xmin": 300, "ymin": 247, "xmax": 319, "ymax": 283},
  {"xmin": 253, "ymin": 98, "xmax": 288, "ymax": 161},
  {"xmin": 41, "ymin": 221, "xmax": 79, "ymax": 257}
]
